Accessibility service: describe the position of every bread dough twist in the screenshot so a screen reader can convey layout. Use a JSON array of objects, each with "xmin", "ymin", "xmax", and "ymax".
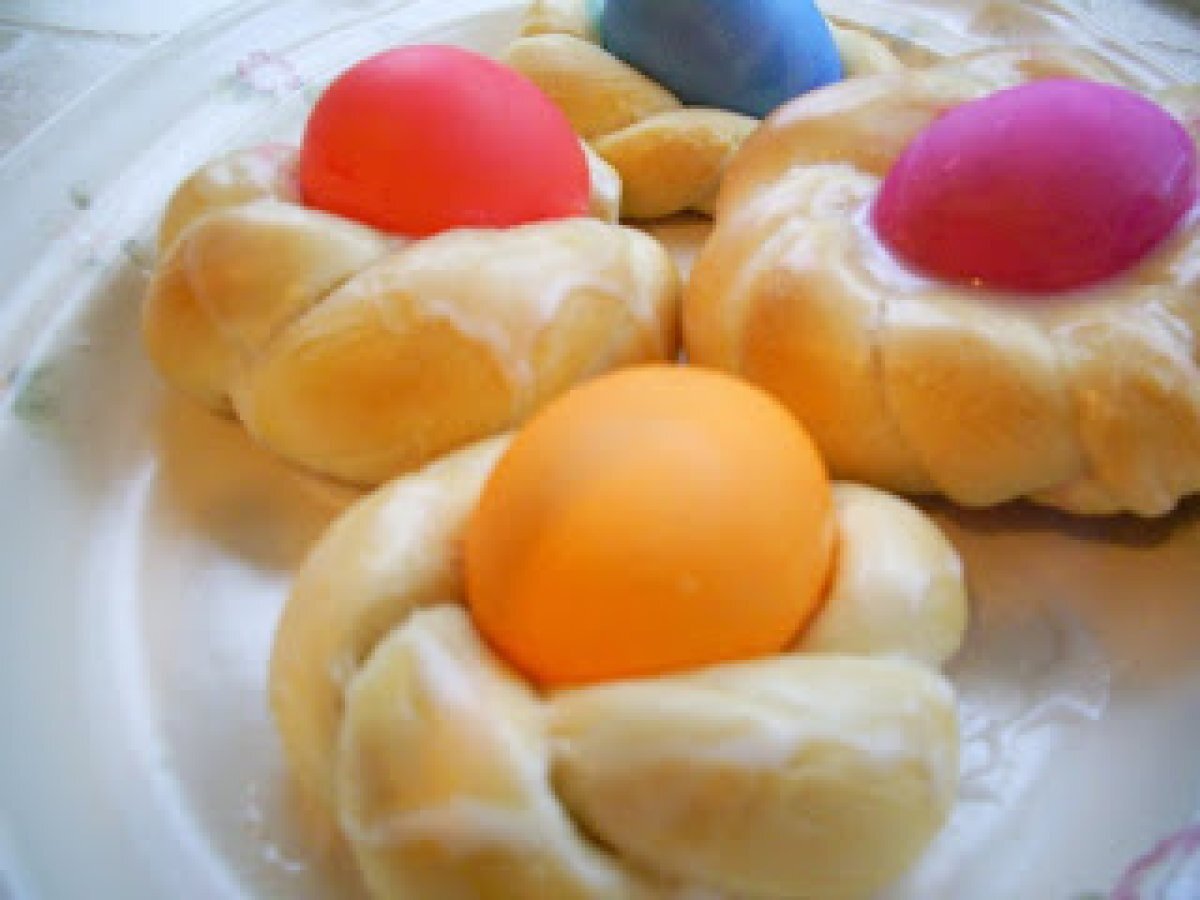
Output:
[
  {"xmin": 270, "ymin": 436, "xmax": 968, "ymax": 899},
  {"xmin": 685, "ymin": 48, "xmax": 1200, "ymax": 515},
  {"xmin": 503, "ymin": 0, "xmax": 906, "ymax": 220},
  {"xmin": 143, "ymin": 144, "xmax": 679, "ymax": 485}
]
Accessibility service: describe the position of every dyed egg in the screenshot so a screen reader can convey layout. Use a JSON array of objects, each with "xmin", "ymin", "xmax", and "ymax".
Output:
[
  {"xmin": 465, "ymin": 365, "xmax": 836, "ymax": 688},
  {"xmin": 602, "ymin": 0, "xmax": 842, "ymax": 118},
  {"xmin": 299, "ymin": 45, "xmax": 591, "ymax": 237},
  {"xmin": 872, "ymin": 79, "xmax": 1198, "ymax": 294}
]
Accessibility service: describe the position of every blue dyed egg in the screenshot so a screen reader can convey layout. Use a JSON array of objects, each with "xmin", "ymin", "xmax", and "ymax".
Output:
[{"xmin": 601, "ymin": 0, "xmax": 842, "ymax": 118}]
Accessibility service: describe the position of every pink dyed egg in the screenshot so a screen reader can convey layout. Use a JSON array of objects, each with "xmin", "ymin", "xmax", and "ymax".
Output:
[{"xmin": 872, "ymin": 79, "xmax": 1197, "ymax": 294}]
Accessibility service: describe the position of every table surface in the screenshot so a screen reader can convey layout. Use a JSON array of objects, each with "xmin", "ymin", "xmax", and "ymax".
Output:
[{"xmin": 0, "ymin": 0, "xmax": 237, "ymax": 159}]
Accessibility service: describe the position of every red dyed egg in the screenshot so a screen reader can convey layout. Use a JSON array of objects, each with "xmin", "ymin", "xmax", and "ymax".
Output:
[
  {"xmin": 299, "ymin": 45, "xmax": 591, "ymax": 237},
  {"xmin": 872, "ymin": 79, "xmax": 1197, "ymax": 293}
]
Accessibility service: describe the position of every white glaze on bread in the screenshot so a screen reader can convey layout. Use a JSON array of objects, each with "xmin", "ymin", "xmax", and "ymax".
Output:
[{"xmin": 144, "ymin": 147, "xmax": 679, "ymax": 484}]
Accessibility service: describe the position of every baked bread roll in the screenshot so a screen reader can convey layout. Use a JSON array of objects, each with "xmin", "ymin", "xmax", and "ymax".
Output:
[
  {"xmin": 685, "ymin": 48, "xmax": 1200, "ymax": 515},
  {"xmin": 270, "ymin": 436, "xmax": 968, "ymax": 899},
  {"xmin": 144, "ymin": 145, "xmax": 679, "ymax": 485},
  {"xmin": 502, "ymin": 0, "xmax": 905, "ymax": 220}
]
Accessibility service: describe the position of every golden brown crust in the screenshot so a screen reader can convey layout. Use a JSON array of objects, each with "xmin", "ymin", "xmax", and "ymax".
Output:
[
  {"xmin": 144, "ymin": 147, "xmax": 680, "ymax": 485},
  {"xmin": 591, "ymin": 109, "xmax": 758, "ymax": 219},
  {"xmin": 499, "ymin": 0, "xmax": 922, "ymax": 224},
  {"xmin": 502, "ymin": 31, "xmax": 759, "ymax": 220}
]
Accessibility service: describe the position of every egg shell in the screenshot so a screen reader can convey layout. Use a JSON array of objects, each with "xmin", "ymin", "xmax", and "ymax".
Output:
[
  {"xmin": 872, "ymin": 78, "xmax": 1198, "ymax": 294},
  {"xmin": 601, "ymin": 0, "xmax": 842, "ymax": 118},
  {"xmin": 464, "ymin": 365, "xmax": 836, "ymax": 688},
  {"xmin": 299, "ymin": 45, "xmax": 591, "ymax": 237}
]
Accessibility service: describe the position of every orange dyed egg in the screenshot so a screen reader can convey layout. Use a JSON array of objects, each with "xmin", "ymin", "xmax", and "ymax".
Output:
[{"xmin": 464, "ymin": 365, "xmax": 836, "ymax": 687}]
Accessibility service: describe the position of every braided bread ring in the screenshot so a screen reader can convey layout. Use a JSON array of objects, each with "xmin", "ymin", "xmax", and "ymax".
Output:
[
  {"xmin": 685, "ymin": 48, "xmax": 1200, "ymax": 515},
  {"xmin": 270, "ymin": 436, "xmax": 967, "ymax": 899},
  {"xmin": 144, "ymin": 145, "xmax": 679, "ymax": 485},
  {"xmin": 502, "ymin": 1, "xmax": 905, "ymax": 220}
]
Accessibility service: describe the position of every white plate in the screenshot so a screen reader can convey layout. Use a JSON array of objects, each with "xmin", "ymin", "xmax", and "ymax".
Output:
[{"xmin": 1, "ymin": 1, "xmax": 1198, "ymax": 898}]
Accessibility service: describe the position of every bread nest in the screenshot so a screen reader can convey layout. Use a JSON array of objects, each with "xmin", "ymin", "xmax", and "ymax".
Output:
[
  {"xmin": 503, "ymin": 0, "xmax": 907, "ymax": 220},
  {"xmin": 685, "ymin": 47, "xmax": 1200, "ymax": 516},
  {"xmin": 143, "ymin": 144, "xmax": 679, "ymax": 485},
  {"xmin": 269, "ymin": 435, "xmax": 968, "ymax": 900}
]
